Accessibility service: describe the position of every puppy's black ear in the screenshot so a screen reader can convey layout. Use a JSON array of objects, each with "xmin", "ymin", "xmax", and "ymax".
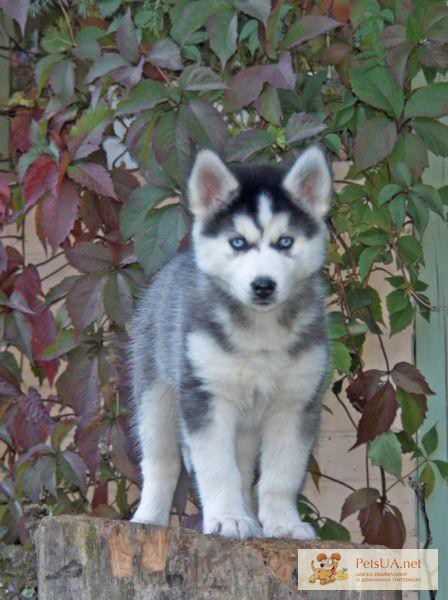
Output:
[
  {"xmin": 282, "ymin": 145, "xmax": 332, "ymax": 218},
  {"xmin": 188, "ymin": 150, "xmax": 238, "ymax": 218}
]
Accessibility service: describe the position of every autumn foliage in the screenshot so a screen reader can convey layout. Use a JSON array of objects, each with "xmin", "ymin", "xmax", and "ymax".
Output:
[{"xmin": 0, "ymin": 1, "xmax": 448, "ymax": 580}]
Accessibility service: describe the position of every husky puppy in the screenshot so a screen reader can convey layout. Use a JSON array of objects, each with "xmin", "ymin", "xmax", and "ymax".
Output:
[{"xmin": 131, "ymin": 145, "xmax": 331, "ymax": 540}]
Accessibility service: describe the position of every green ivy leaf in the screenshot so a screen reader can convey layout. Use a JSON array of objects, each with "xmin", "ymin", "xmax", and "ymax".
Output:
[
  {"xmin": 328, "ymin": 312, "xmax": 346, "ymax": 340},
  {"xmin": 419, "ymin": 463, "xmax": 436, "ymax": 497},
  {"xmin": 432, "ymin": 460, "xmax": 448, "ymax": 480},
  {"xmin": 120, "ymin": 184, "xmax": 173, "ymax": 240},
  {"xmin": 226, "ymin": 129, "xmax": 275, "ymax": 162},
  {"xmin": 330, "ymin": 341, "xmax": 351, "ymax": 373},
  {"xmin": 354, "ymin": 116, "xmax": 397, "ymax": 170},
  {"xmin": 389, "ymin": 194, "xmax": 407, "ymax": 228},
  {"xmin": 178, "ymin": 64, "xmax": 227, "ymax": 91},
  {"xmin": 404, "ymin": 83, "xmax": 448, "ymax": 118},
  {"xmin": 350, "ymin": 65, "xmax": 404, "ymax": 119},
  {"xmin": 116, "ymin": 80, "xmax": 171, "ymax": 115},
  {"xmin": 84, "ymin": 52, "xmax": 128, "ymax": 84},
  {"xmin": 386, "ymin": 289, "xmax": 409, "ymax": 315},
  {"xmin": 347, "ymin": 286, "xmax": 384, "ymax": 329},
  {"xmin": 396, "ymin": 235, "xmax": 422, "ymax": 265},
  {"xmin": 359, "ymin": 246, "xmax": 382, "ymax": 279},
  {"xmin": 390, "ymin": 132, "xmax": 428, "ymax": 179},
  {"xmin": 411, "ymin": 184, "xmax": 445, "ymax": 219},
  {"xmin": 134, "ymin": 204, "xmax": 189, "ymax": 275},
  {"xmin": 318, "ymin": 518, "xmax": 350, "ymax": 541},
  {"xmin": 207, "ymin": 10, "xmax": 238, "ymax": 69},
  {"xmin": 369, "ymin": 431, "xmax": 402, "ymax": 478},
  {"xmin": 285, "ymin": 112, "xmax": 327, "ymax": 143},
  {"xmin": 358, "ymin": 229, "xmax": 388, "ymax": 246},
  {"xmin": 259, "ymin": 85, "xmax": 282, "ymax": 125},
  {"xmin": 396, "ymin": 388, "xmax": 427, "ymax": 435},
  {"xmin": 389, "ymin": 301, "xmax": 413, "ymax": 334},
  {"xmin": 234, "ymin": 0, "xmax": 271, "ymax": 26},
  {"xmin": 422, "ymin": 425, "xmax": 438, "ymax": 456},
  {"xmin": 392, "ymin": 161, "xmax": 412, "ymax": 187},
  {"xmin": 407, "ymin": 193, "xmax": 430, "ymax": 233},
  {"xmin": 39, "ymin": 329, "xmax": 79, "ymax": 360},
  {"xmin": 35, "ymin": 54, "xmax": 65, "ymax": 91},
  {"xmin": 413, "ymin": 117, "xmax": 448, "ymax": 157},
  {"xmin": 171, "ymin": 0, "xmax": 228, "ymax": 46},
  {"xmin": 379, "ymin": 184, "xmax": 401, "ymax": 205}
]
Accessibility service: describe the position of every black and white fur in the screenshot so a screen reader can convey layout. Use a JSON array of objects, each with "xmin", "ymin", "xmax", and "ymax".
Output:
[{"xmin": 131, "ymin": 145, "xmax": 331, "ymax": 540}]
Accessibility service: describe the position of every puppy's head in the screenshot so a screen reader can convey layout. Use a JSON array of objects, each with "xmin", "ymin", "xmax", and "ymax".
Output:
[{"xmin": 188, "ymin": 146, "xmax": 332, "ymax": 310}]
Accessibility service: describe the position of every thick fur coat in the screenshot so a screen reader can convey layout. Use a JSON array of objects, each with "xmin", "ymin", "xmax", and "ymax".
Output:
[{"xmin": 131, "ymin": 145, "xmax": 332, "ymax": 540}]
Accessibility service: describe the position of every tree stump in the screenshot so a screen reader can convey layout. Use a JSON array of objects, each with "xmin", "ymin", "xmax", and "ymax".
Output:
[{"xmin": 35, "ymin": 516, "xmax": 401, "ymax": 599}]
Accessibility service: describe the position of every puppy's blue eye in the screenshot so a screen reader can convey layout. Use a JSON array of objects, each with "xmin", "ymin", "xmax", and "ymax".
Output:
[
  {"xmin": 229, "ymin": 236, "xmax": 248, "ymax": 251},
  {"xmin": 277, "ymin": 236, "xmax": 294, "ymax": 250}
]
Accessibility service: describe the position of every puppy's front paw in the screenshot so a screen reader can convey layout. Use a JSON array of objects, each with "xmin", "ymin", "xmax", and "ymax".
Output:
[
  {"xmin": 131, "ymin": 507, "xmax": 168, "ymax": 526},
  {"xmin": 262, "ymin": 520, "xmax": 315, "ymax": 540},
  {"xmin": 204, "ymin": 514, "xmax": 262, "ymax": 540}
]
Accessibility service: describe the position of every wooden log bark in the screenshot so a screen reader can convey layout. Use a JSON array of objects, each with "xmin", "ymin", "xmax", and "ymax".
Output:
[{"xmin": 36, "ymin": 516, "xmax": 401, "ymax": 600}]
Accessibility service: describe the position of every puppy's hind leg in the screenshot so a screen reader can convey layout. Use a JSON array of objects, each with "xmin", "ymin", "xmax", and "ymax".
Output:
[{"xmin": 132, "ymin": 381, "xmax": 181, "ymax": 525}]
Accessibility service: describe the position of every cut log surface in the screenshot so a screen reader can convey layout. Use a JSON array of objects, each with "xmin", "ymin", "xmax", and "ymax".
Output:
[{"xmin": 36, "ymin": 516, "xmax": 401, "ymax": 600}]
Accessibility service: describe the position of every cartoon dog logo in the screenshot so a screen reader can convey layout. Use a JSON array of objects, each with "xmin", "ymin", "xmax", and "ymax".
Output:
[{"xmin": 309, "ymin": 552, "xmax": 348, "ymax": 584}]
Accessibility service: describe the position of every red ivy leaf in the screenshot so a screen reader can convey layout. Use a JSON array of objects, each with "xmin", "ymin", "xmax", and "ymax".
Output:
[
  {"xmin": 70, "ymin": 122, "xmax": 110, "ymax": 161},
  {"xmin": 65, "ymin": 241, "xmax": 113, "ymax": 273},
  {"xmin": 0, "ymin": 241, "xmax": 6, "ymax": 274},
  {"xmin": 14, "ymin": 266, "xmax": 58, "ymax": 382},
  {"xmin": 92, "ymin": 481, "xmax": 108, "ymax": 509},
  {"xmin": 56, "ymin": 350, "xmax": 101, "ymax": 421},
  {"xmin": 75, "ymin": 416, "xmax": 107, "ymax": 477},
  {"xmin": 391, "ymin": 362, "xmax": 434, "ymax": 395},
  {"xmin": 358, "ymin": 502, "xmax": 406, "ymax": 548},
  {"xmin": 10, "ymin": 388, "xmax": 55, "ymax": 450},
  {"xmin": 67, "ymin": 272, "xmax": 106, "ymax": 331},
  {"xmin": 0, "ymin": 377, "xmax": 20, "ymax": 397},
  {"xmin": 0, "ymin": 0, "xmax": 30, "ymax": 35},
  {"xmin": 223, "ymin": 51, "xmax": 295, "ymax": 112},
  {"xmin": 172, "ymin": 467, "xmax": 190, "ymax": 517},
  {"xmin": 59, "ymin": 450, "xmax": 88, "ymax": 495},
  {"xmin": 23, "ymin": 155, "xmax": 58, "ymax": 208},
  {"xmin": 109, "ymin": 419, "xmax": 139, "ymax": 483},
  {"xmin": 14, "ymin": 264, "xmax": 41, "ymax": 308},
  {"xmin": 11, "ymin": 108, "xmax": 43, "ymax": 153},
  {"xmin": 353, "ymin": 381, "xmax": 397, "ymax": 446},
  {"xmin": 346, "ymin": 369, "xmax": 384, "ymax": 413},
  {"xmin": 116, "ymin": 7, "xmax": 139, "ymax": 65},
  {"xmin": 40, "ymin": 181, "xmax": 81, "ymax": 251},
  {"xmin": 181, "ymin": 513, "xmax": 202, "ymax": 533},
  {"xmin": 66, "ymin": 272, "xmax": 107, "ymax": 331},
  {"xmin": 341, "ymin": 487, "xmax": 381, "ymax": 521},
  {"xmin": 68, "ymin": 163, "xmax": 118, "ymax": 199},
  {"xmin": 0, "ymin": 247, "xmax": 23, "ymax": 286},
  {"xmin": 31, "ymin": 306, "xmax": 59, "ymax": 383},
  {"xmin": 281, "ymin": 15, "xmax": 341, "ymax": 49},
  {"xmin": 109, "ymin": 168, "xmax": 140, "ymax": 203}
]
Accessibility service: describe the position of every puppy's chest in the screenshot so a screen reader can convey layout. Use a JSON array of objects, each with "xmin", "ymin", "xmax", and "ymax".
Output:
[{"xmin": 187, "ymin": 314, "xmax": 310, "ymax": 405}]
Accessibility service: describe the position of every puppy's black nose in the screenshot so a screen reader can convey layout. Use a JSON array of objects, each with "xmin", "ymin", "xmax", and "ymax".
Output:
[{"xmin": 251, "ymin": 276, "xmax": 276, "ymax": 299}]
